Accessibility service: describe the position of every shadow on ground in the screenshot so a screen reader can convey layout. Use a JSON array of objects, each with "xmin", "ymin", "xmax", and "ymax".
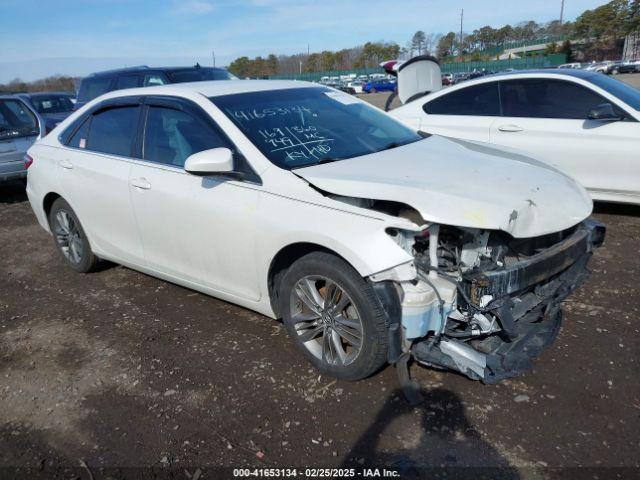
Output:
[
  {"xmin": 0, "ymin": 181, "xmax": 28, "ymax": 204},
  {"xmin": 341, "ymin": 388, "xmax": 519, "ymax": 479}
]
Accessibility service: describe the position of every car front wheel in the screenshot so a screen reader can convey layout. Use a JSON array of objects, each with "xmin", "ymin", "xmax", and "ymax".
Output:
[
  {"xmin": 49, "ymin": 198, "xmax": 99, "ymax": 273},
  {"xmin": 280, "ymin": 252, "xmax": 388, "ymax": 380}
]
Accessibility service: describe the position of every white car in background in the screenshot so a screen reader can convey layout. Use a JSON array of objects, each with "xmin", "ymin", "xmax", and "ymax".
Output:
[
  {"xmin": 25, "ymin": 80, "xmax": 604, "ymax": 387},
  {"xmin": 390, "ymin": 70, "xmax": 640, "ymax": 205}
]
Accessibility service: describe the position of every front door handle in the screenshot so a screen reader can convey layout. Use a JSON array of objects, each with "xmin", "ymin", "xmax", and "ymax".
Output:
[
  {"xmin": 130, "ymin": 178, "xmax": 151, "ymax": 190},
  {"xmin": 498, "ymin": 124, "xmax": 524, "ymax": 132},
  {"xmin": 59, "ymin": 159, "xmax": 73, "ymax": 169}
]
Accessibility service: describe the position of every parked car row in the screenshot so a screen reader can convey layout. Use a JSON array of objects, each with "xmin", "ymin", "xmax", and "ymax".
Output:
[{"xmin": 562, "ymin": 60, "xmax": 640, "ymax": 75}]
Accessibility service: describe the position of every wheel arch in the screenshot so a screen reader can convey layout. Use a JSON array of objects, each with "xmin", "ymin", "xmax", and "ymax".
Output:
[
  {"xmin": 267, "ymin": 242, "xmax": 354, "ymax": 318},
  {"xmin": 43, "ymin": 192, "xmax": 62, "ymax": 220}
]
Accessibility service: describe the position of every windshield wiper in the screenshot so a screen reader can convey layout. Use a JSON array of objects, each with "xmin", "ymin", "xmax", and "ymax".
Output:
[{"xmin": 316, "ymin": 156, "xmax": 342, "ymax": 164}]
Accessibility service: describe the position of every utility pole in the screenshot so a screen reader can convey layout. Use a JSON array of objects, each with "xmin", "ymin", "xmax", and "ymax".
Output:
[
  {"xmin": 460, "ymin": 8, "xmax": 464, "ymax": 55},
  {"xmin": 559, "ymin": 0, "xmax": 565, "ymax": 25},
  {"xmin": 212, "ymin": 51, "xmax": 216, "ymax": 67}
]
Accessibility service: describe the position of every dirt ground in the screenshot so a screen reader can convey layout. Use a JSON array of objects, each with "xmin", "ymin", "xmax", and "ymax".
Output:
[{"xmin": 1, "ymin": 75, "xmax": 639, "ymax": 479}]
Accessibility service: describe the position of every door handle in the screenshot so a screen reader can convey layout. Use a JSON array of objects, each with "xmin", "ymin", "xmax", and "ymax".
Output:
[
  {"xmin": 498, "ymin": 124, "xmax": 524, "ymax": 132},
  {"xmin": 59, "ymin": 159, "xmax": 73, "ymax": 169},
  {"xmin": 130, "ymin": 178, "xmax": 151, "ymax": 190}
]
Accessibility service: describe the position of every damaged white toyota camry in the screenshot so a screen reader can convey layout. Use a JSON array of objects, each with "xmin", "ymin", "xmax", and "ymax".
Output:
[{"xmin": 26, "ymin": 80, "xmax": 605, "ymax": 387}]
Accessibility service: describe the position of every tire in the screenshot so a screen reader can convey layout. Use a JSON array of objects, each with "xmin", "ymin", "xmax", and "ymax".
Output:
[
  {"xmin": 370, "ymin": 87, "xmax": 377, "ymax": 94},
  {"xmin": 612, "ymin": 68, "xmax": 619, "ymax": 75},
  {"xmin": 279, "ymin": 252, "xmax": 388, "ymax": 380},
  {"xmin": 48, "ymin": 198, "xmax": 99, "ymax": 273}
]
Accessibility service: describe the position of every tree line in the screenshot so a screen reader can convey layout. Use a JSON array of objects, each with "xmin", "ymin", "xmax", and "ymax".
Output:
[{"xmin": 228, "ymin": 0, "xmax": 640, "ymax": 78}]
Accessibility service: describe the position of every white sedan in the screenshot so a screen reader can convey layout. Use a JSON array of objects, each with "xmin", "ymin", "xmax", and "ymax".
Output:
[
  {"xmin": 26, "ymin": 80, "xmax": 604, "ymax": 385},
  {"xmin": 390, "ymin": 70, "xmax": 640, "ymax": 205}
]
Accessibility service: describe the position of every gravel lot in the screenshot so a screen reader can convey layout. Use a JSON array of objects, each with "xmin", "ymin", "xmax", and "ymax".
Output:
[{"xmin": 1, "ymin": 74, "xmax": 639, "ymax": 479}]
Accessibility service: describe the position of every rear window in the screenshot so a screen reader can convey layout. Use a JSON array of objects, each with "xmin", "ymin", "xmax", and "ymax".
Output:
[
  {"xmin": 0, "ymin": 99, "xmax": 39, "ymax": 139},
  {"xmin": 31, "ymin": 95, "xmax": 75, "ymax": 114},
  {"xmin": 78, "ymin": 76, "xmax": 113, "ymax": 103},
  {"xmin": 424, "ymin": 82, "xmax": 500, "ymax": 116},
  {"xmin": 166, "ymin": 68, "xmax": 235, "ymax": 83}
]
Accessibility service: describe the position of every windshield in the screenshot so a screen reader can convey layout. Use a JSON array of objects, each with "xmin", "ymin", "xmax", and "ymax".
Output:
[
  {"xmin": 586, "ymin": 73, "xmax": 640, "ymax": 111},
  {"xmin": 211, "ymin": 87, "xmax": 422, "ymax": 169},
  {"xmin": 31, "ymin": 95, "xmax": 74, "ymax": 114},
  {"xmin": 0, "ymin": 99, "xmax": 39, "ymax": 139},
  {"xmin": 167, "ymin": 68, "xmax": 236, "ymax": 83}
]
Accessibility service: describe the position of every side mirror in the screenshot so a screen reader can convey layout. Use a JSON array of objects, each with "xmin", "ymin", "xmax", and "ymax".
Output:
[
  {"xmin": 587, "ymin": 103, "xmax": 623, "ymax": 122},
  {"xmin": 184, "ymin": 147, "xmax": 234, "ymax": 175}
]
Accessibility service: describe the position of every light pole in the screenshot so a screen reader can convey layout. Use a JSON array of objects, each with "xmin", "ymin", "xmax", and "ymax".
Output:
[
  {"xmin": 559, "ymin": 0, "xmax": 565, "ymax": 25},
  {"xmin": 212, "ymin": 51, "xmax": 216, "ymax": 67}
]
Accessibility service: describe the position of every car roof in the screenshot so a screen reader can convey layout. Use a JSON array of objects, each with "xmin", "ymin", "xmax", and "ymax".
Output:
[
  {"xmin": 487, "ymin": 68, "xmax": 600, "ymax": 80},
  {"xmin": 96, "ymin": 79, "xmax": 319, "ymax": 100},
  {"xmin": 87, "ymin": 65, "xmax": 228, "ymax": 77},
  {"xmin": 18, "ymin": 91, "xmax": 74, "ymax": 98}
]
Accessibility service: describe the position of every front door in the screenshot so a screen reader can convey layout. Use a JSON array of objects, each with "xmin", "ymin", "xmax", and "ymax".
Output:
[{"xmin": 129, "ymin": 99, "xmax": 261, "ymax": 300}]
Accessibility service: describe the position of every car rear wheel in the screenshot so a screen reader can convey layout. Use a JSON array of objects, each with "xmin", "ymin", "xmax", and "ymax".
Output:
[
  {"xmin": 279, "ymin": 252, "xmax": 388, "ymax": 380},
  {"xmin": 370, "ymin": 87, "xmax": 377, "ymax": 93},
  {"xmin": 49, "ymin": 198, "xmax": 99, "ymax": 273}
]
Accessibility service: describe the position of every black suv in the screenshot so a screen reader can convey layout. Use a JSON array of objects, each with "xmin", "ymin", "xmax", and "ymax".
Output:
[{"xmin": 76, "ymin": 65, "xmax": 236, "ymax": 109}]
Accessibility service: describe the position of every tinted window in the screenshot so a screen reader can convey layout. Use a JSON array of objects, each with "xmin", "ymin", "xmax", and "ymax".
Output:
[
  {"xmin": 0, "ymin": 99, "xmax": 39, "ymax": 139},
  {"xmin": 68, "ymin": 117, "xmax": 91, "ymax": 149},
  {"xmin": 424, "ymin": 82, "xmax": 500, "ymax": 116},
  {"xmin": 31, "ymin": 95, "xmax": 75, "ymax": 114},
  {"xmin": 117, "ymin": 75, "xmax": 141, "ymax": 89},
  {"xmin": 500, "ymin": 79, "xmax": 607, "ymax": 119},
  {"xmin": 586, "ymin": 73, "xmax": 640, "ymax": 111},
  {"xmin": 87, "ymin": 106, "xmax": 140, "ymax": 157},
  {"xmin": 212, "ymin": 87, "xmax": 422, "ymax": 169},
  {"xmin": 143, "ymin": 106, "xmax": 228, "ymax": 167},
  {"xmin": 166, "ymin": 68, "xmax": 235, "ymax": 83},
  {"xmin": 78, "ymin": 76, "xmax": 112, "ymax": 103}
]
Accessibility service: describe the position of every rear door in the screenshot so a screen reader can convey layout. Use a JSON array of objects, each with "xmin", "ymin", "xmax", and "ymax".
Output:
[
  {"xmin": 59, "ymin": 100, "xmax": 144, "ymax": 263},
  {"xmin": 418, "ymin": 81, "xmax": 500, "ymax": 141},
  {"xmin": 0, "ymin": 99, "xmax": 40, "ymax": 181},
  {"xmin": 490, "ymin": 78, "xmax": 639, "ymax": 198}
]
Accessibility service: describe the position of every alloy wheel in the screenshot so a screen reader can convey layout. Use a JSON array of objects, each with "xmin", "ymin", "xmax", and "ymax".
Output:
[
  {"xmin": 289, "ymin": 275, "xmax": 363, "ymax": 367},
  {"xmin": 52, "ymin": 209, "xmax": 84, "ymax": 265}
]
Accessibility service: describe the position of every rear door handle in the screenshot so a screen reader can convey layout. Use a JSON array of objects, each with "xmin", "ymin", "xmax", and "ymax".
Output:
[
  {"xmin": 59, "ymin": 159, "xmax": 73, "ymax": 169},
  {"xmin": 130, "ymin": 178, "xmax": 151, "ymax": 190},
  {"xmin": 498, "ymin": 124, "xmax": 524, "ymax": 132}
]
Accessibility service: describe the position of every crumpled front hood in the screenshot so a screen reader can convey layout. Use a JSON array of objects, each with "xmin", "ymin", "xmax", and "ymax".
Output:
[{"xmin": 296, "ymin": 136, "xmax": 592, "ymax": 238}]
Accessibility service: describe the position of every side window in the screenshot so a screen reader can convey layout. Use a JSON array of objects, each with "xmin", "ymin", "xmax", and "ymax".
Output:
[
  {"xmin": 500, "ymin": 79, "xmax": 608, "ymax": 119},
  {"xmin": 86, "ymin": 106, "xmax": 140, "ymax": 157},
  {"xmin": 143, "ymin": 74, "xmax": 167, "ymax": 86},
  {"xmin": 424, "ymin": 82, "xmax": 500, "ymax": 116},
  {"xmin": 116, "ymin": 75, "xmax": 141, "ymax": 89},
  {"xmin": 143, "ymin": 106, "xmax": 229, "ymax": 167},
  {"xmin": 68, "ymin": 117, "xmax": 91, "ymax": 148}
]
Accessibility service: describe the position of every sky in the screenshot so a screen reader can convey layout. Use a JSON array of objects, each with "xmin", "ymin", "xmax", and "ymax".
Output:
[{"xmin": 0, "ymin": 0, "xmax": 609, "ymax": 82}]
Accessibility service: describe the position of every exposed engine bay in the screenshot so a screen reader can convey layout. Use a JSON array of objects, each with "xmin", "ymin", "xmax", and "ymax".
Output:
[
  {"xmin": 390, "ymin": 220, "xmax": 604, "ymax": 383},
  {"xmin": 366, "ymin": 200, "xmax": 607, "ymax": 384}
]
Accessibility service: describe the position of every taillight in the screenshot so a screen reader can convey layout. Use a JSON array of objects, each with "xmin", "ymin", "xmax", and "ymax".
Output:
[{"xmin": 24, "ymin": 154, "xmax": 34, "ymax": 169}]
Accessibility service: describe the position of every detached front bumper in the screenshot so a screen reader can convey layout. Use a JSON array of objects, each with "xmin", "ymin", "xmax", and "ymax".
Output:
[{"xmin": 412, "ymin": 219, "xmax": 606, "ymax": 383}]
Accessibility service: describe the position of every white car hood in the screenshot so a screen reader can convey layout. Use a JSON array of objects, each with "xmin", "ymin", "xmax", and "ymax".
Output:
[{"xmin": 296, "ymin": 136, "xmax": 592, "ymax": 238}]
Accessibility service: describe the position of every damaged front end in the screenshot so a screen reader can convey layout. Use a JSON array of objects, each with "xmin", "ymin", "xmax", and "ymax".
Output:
[{"xmin": 378, "ymin": 218, "xmax": 605, "ymax": 384}]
